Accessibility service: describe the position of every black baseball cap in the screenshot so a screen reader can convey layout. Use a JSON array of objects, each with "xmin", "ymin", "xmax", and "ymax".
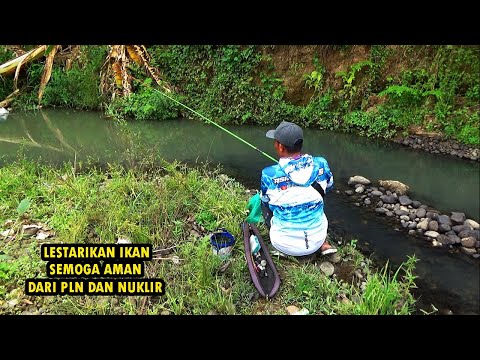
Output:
[{"xmin": 266, "ymin": 121, "xmax": 303, "ymax": 147}]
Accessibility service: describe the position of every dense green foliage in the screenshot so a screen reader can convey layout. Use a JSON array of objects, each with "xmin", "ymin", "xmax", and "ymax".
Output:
[
  {"xmin": 106, "ymin": 78, "xmax": 180, "ymax": 120},
  {"xmin": 1, "ymin": 45, "xmax": 478, "ymax": 144},
  {"xmin": 2, "ymin": 46, "xmax": 107, "ymax": 110},
  {"xmin": 143, "ymin": 45, "xmax": 479, "ymax": 145},
  {"xmin": 0, "ymin": 47, "xmax": 15, "ymax": 101},
  {"xmin": 42, "ymin": 46, "xmax": 107, "ymax": 109},
  {"xmin": 148, "ymin": 45, "xmax": 301, "ymax": 125}
]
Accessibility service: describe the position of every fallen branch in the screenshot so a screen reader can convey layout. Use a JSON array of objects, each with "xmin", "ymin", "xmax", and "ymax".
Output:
[
  {"xmin": 0, "ymin": 46, "xmax": 46, "ymax": 77},
  {"xmin": 0, "ymin": 89, "xmax": 20, "ymax": 108}
]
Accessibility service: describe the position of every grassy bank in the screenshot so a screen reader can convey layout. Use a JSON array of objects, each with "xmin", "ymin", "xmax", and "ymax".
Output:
[{"xmin": 0, "ymin": 159, "xmax": 418, "ymax": 315}]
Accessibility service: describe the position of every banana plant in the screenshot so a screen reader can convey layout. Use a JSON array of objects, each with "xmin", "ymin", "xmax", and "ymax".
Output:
[
  {"xmin": 100, "ymin": 45, "xmax": 172, "ymax": 101},
  {"xmin": 0, "ymin": 45, "xmax": 61, "ymax": 105}
]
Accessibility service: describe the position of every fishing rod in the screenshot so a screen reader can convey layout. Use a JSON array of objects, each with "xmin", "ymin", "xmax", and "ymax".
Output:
[{"xmin": 135, "ymin": 80, "xmax": 278, "ymax": 163}]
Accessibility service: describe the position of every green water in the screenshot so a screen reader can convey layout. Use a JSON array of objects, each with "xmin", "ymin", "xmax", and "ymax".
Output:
[{"xmin": 1, "ymin": 109, "xmax": 479, "ymax": 313}]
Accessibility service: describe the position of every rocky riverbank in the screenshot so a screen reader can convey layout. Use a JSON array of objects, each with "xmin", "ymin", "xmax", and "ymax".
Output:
[
  {"xmin": 344, "ymin": 175, "xmax": 480, "ymax": 259},
  {"xmin": 393, "ymin": 134, "xmax": 479, "ymax": 162}
]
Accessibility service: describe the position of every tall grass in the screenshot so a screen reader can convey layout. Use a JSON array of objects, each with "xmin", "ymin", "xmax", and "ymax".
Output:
[{"xmin": 0, "ymin": 159, "xmax": 418, "ymax": 315}]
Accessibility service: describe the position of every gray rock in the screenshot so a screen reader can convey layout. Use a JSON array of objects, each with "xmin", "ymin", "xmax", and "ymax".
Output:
[
  {"xmin": 402, "ymin": 222, "xmax": 408, "ymax": 228},
  {"xmin": 458, "ymin": 229, "xmax": 479, "ymax": 240},
  {"xmin": 438, "ymin": 224, "xmax": 451, "ymax": 233},
  {"xmin": 428, "ymin": 220, "xmax": 439, "ymax": 232},
  {"xmin": 448, "ymin": 234, "xmax": 462, "ymax": 244},
  {"xmin": 370, "ymin": 190, "xmax": 383, "ymax": 196},
  {"xmin": 445, "ymin": 230, "xmax": 456, "ymax": 236},
  {"xmin": 426, "ymin": 211, "xmax": 438, "ymax": 219},
  {"xmin": 7, "ymin": 299, "xmax": 19, "ymax": 307},
  {"xmin": 436, "ymin": 234, "xmax": 455, "ymax": 245},
  {"xmin": 424, "ymin": 231, "xmax": 439, "ymax": 238},
  {"xmin": 408, "ymin": 230, "xmax": 416, "ymax": 235},
  {"xmin": 386, "ymin": 190, "xmax": 392, "ymax": 196},
  {"xmin": 395, "ymin": 210, "xmax": 409, "ymax": 216},
  {"xmin": 354, "ymin": 202, "xmax": 360, "ymax": 207},
  {"xmin": 329, "ymin": 253, "xmax": 342, "ymax": 264},
  {"xmin": 398, "ymin": 195, "xmax": 412, "ymax": 206},
  {"xmin": 393, "ymin": 203, "xmax": 401, "ymax": 211},
  {"xmin": 461, "ymin": 237, "xmax": 477, "ymax": 248},
  {"xmin": 386, "ymin": 211, "xmax": 394, "ymax": 217},
  {"xmin": 345, "ymin": 190, "xmax": 354, "ymax": 195},
  {"xmin": 400, "ymin": 215, "xmax": 410, "ymax": 221},
  {"xmin": 411, "ymin": 201, "xmax": 422, "ymax": 208},
  {"xmin": 375, "ymin": 207, "xmax": 388, "ymax": 214},
  {"xmin": 354, "ymin": 269, "xmax": 364, "ymax": 280},
  {"xmin": 370, "ymin": 187, "xmax": 378, "ymax": 191},
  {"xmin": 450, "ymin": 212, "xmax": 466, "ymax": 224},
  {"xmin": 360, "ymin": 195, "xmax": 368, "ymax": 199},
  {"xmin": 415, "ymin": 208, "xmax": 426, "ymax": 218},
  {"xmin": 378, "ymin": 180, "xmax": 410, "ymax": 195},
  {"xmin": 437, "ymin": 215, "xmax": 452, "ymax": 226},
  {"xmin": 348, "ymin": 176, "xmax": 371, "ymax": 186},
  {"xmin": 417, "ymin": 219, "xmax": 429, "ymax": 231},
  {"xmin": 452, "ymin": 224, "xmax": 471, "ymax": 234},
  {"xmin": 472, "ymin": 254, "xmax": 480, "ymax": 259},
  {"xmin": 355, "ymin": 183, "xmax": 364, "ymax": 188},
  {"xmin": 319, "ymin": 261, "xmax": 335, "ymax": 277},
  {"xmin": 378, "ymin": 187, "xmax": 385, "ymax": 192},
  {"xmin": 464, "ymin": 219, "xmax": 479, "ymax": 230},
  {"xmin": 432, "ymin": 240, "xmax": 442, "ymax": 247},
  {"xmin": 380, "ymin": 195, "xmax": 397, "ymax": 204},
  {"xmin": 376, "ymin": 200, "xmax": 383, "ymax": 207},
  {"xmin": 364, "ymin": 198, "xmax": 371, "ymax": 205},
  {"xmin": 366, "ymin": 188, "xmax": 372, "ymax": 193},
  {"xmin": 461, "ymin": 247, "xmax": 477, "ymax": 254}
]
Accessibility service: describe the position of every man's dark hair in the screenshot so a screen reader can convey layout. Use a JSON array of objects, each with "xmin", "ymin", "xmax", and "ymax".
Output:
[{"xmin": 283, "ymin": 139, "xmax": 303, "ymax": 153}]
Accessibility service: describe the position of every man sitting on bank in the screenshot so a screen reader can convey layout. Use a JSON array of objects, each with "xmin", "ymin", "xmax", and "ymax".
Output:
[{"xmin": 260, "ymin": 120, "xmax": 337, "ymax": 258}]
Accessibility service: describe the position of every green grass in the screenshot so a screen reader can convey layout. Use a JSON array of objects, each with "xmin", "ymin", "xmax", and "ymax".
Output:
[{"xmin": 0, "ymin": 159, "xmax": 419, "ymax": 315}]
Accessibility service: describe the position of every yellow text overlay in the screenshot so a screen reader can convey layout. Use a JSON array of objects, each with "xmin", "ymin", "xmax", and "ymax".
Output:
[
  {"xmin": 25, "ymin": 279, "xmax": 165, "ymax": 295},
  {"xmin": 46, "ymin": 262, "xmax": 145, "ymax": 277},
  {"xmin": 41, "ymin": 244, "xmax": 152, "ymax": 260}
]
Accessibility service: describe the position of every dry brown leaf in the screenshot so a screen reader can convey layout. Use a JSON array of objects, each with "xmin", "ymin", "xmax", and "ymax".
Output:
[
  {"xmin": 38, "ymin": 45, "xmax": 60, "ymax": 103},
  {"xmin": 126, "ymin": 45, "xmax": 142, "ymax": 65},
  {"xmin": 13, "ymin": 45, "xmax": 47, "ymax": 89},
  {"xmin": 0, "ymin": 89, "xmax": 20, "ymax": 108}
]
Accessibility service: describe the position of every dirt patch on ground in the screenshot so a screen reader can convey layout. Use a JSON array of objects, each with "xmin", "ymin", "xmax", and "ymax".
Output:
[
  {"xmin": 406, "ymin": 124, "xmax": 443, "ymax": 137},
  {"xmin": 334, "ymin": 262, "xmax": 355, "ymax": 284},
  {"xmin": 250, "ymin": 297, "xmax": 285, "ymax": 315},
  {"xmin": 365, "ymin": 94, "xmax": 388, "ymax": 112},
  {"xmin": 261, "ymin": 45, "xmax": 372, "ymax": 106}
]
